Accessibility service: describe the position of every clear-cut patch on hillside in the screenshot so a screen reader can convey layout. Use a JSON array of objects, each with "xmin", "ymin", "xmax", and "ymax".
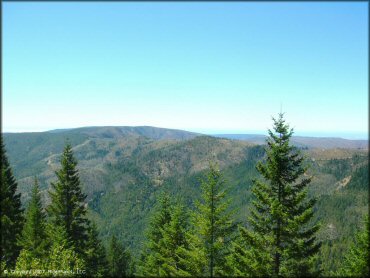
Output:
[{"xmin": 336, "ymin": 176, "xmax": 352, "ymax": 190}]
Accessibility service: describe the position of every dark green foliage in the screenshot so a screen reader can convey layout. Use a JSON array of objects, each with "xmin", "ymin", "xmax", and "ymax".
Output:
[
  {"xmin": 18, "ymin": 178, "xmax": 48, "ymax": 259},
  {"xmin": 322, "ymin": 158, "xmax": 351, "ymax": 180},
  {"xmin": 136, "ymin": 193, "xmax": 173, "ymax": 276},
  {"xmin": 346, "ymin": 163, "xmax": 369, "ymax": 191},
  {"xmin": 155, "ymin": 202, "xmax": 190, "ymax": 276},
  {"xmin": 337, "ymin": 216, "xmax": 369, "ymax": 277},
  {"xmin": 47, "ymin": 143, "xmax": 89, "ymax": 256},
  {"xmin": 16, "ymin": 223, "xmax": 85, "ymax": 273},
  {"xmin": 85, "ymin": 222, "xmax": 109, "ymax": 277},
  {"xmin": 226, "ymin": 225, "xmax": 271, "ymax": 276},
  {"xmin": 314, "ymin": 158, "xmax": 368, "ymax": 274},
  {"xmin": 108, "ymin": 235, "xmax": 131, "ymax": 277},
  {"xmin": 315, "ymin": 190, "xmax": 368, "ymax": 273},
  {"xmin": 182, "ymin": 163, "xmax": 236, "ymax": 277},
  {"xmin": 93, "ymin": 157, "xmax": 158, "ymax": 251},
  {"xmin": 0, "ymin": 138, "xmax": 24, "ymax": 268},
  {"xmin": 229, "ymin": 114, "xmax": 321, "ymax": 277}
]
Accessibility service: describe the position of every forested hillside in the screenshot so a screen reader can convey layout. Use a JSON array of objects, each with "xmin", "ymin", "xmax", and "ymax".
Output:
[
  {"xmin": 2, "ymin": 125, "xmax": 368, "ymax": 276},
  {"xmin": 215, "ymin": 134, "xmax": 368, "ymax": 149}
]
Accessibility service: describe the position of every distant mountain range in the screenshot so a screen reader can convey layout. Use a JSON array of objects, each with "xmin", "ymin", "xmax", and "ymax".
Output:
[
  {"xmin": 4, "ymin": 126, "xmax": 367, "ymax": 150},
  {"xmin": 214, "ymin": 134, "xmax": 368, "ymax": 149},
  {"xmin": 48, "ymin": 126, "xmax": 201, "ymax": 140}
]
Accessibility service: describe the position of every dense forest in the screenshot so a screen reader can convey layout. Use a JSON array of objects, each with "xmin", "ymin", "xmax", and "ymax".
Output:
[{"xmin": 1, "ymin": 114, "xmax": 369, "ymax": 277}]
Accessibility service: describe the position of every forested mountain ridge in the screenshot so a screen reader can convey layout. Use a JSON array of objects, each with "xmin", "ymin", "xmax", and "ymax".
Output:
[
  {"xmin": 2, "ymin": 125, "xmax": 369, "ymax": 275},
  {"xmin": 215, "ymin": 134, "xmax": 368, "ymax": 149},
  {"xmin": 60, "ymin": 126, "xmax": 201, "ymax": 140},
  {"xmin": 2, "ymin": 126, "xmax": 199, "ymax": 174}
]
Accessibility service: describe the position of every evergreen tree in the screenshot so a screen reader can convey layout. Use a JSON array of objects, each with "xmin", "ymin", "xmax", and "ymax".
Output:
[
  {"xmin": 46, "ymin": 223, "xmax": 85, "ymax": 272},
  {"xmin": 47, "ymin": 143, "xmax": 89, "ymax": 256},
  {"xmin": 136, "ymin": 193, "xmax": 172, "ymax": 276},
  {"xmin": 108, "ymin": 235, "xmax": 131, "ymax": 277},
  {"xmin": 43, "ymin": 242, "xmax": 85, "ymax": 276},
  {"xmin": 16, "ymin": 224, "xmax": 85, "ymax": 275},
  {"xmin": 176, "ymin": 230, "xmax": 207, "ymax": 276},
  {"xmin": 18, "ymin": 177, "xmax": 48, "ymax": 260},
  {"xmin": 228, "ymin": 113, "xmax": 321, "ymax": 277},
  {"xmin": 85, "ymin": 222, "xmax": 109, "ymax": 277},
  {"xmin": 338, "ymin": 216, "xmax": 369, "ymax": 277},
  {"xmin": 0, "ymin": 138, "xmax": 24, "ymax": 268},
  {"xmin": 181, "ymin": 163, "xmax": 235, "ymax": 277},
  {"xmin": 156, "ymin": 202, "xmax": 190, "ymax": 276}
]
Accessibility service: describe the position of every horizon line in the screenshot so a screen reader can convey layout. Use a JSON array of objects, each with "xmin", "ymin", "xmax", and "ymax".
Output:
[{"xmin": 2, "ymin": 125, "xmax": 368, "ymax": 140}]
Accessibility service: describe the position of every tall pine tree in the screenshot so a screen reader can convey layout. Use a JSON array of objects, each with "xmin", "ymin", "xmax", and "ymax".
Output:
[
  {"xmin": 156, "ymin": 202, "xmax": 190, "ymax": 276},
  {"xmin": 47, "ymin": 143, "xmax": 89, "ymax": 257},
  {"xmin": 85, "ymin": 222, "xmax": 109, "ymax": 277},
  {"xmin": 16, "ymin": 224, "xmax": 85, "ymax": 274},
  {"xmin": 18, "ymin": 177, "xmax": 48, "ymax": 260},
  {"xmin": 181, "ymin": 163, "xmax": 235, "ymax": 277},
  {"xmin": 0, "ymin": 138, "xmax": 24, "ymax": 268},
  {"xmin": 228, "ymin": 113, "xmax": 321, "ymax": 277},
  {"xmin": 136, "ymin": 193, "xmax": 172, "ymax": 276}
]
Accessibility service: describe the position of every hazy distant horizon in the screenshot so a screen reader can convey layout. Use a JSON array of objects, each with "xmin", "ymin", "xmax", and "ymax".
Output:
[{"xmin": 2, "ymin": 125, "xmax": 368, "ymax": 140}]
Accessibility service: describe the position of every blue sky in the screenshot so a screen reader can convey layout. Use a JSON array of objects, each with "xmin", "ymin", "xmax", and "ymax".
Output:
[{"xmin": 3, "ymin": 2, "xmax": 368, "ymax": 139}]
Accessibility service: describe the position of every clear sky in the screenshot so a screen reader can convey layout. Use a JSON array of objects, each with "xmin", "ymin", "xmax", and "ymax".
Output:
[{"xmin": 3, "ymin": 2, "xmax": 368, "ymax": 139}]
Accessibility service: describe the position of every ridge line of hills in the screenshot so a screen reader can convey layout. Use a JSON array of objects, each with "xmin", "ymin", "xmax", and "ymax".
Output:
[{"xmin": 3, "ymin": 125, "xmax": 368, "ymax": 149}]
